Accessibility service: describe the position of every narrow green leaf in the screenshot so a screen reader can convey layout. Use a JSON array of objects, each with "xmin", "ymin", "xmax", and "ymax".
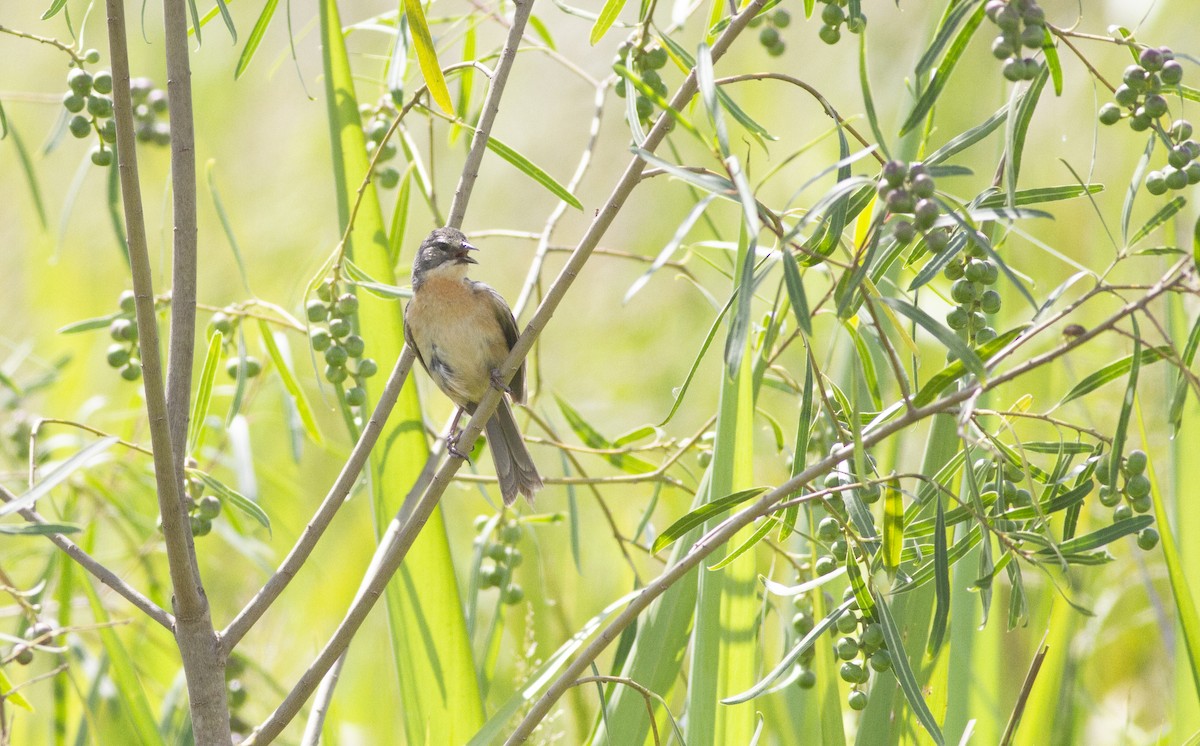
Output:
[
  {"xmin": 188, "ymin": 331, "xmax": 224, "ymax": 452},
  {"xmin": 486, "ymin": 137, "xmax": 583, "ymax": 210},
  {"xmin": 257, "ymin": 320, "xmax": 323, "ymax": 445},
  {"xmin": 205, "ymin": 162, "xmax": 251, "ymax": 290},
  {"xmin": 1058, "ymin": 346, "xmax": 1168, "ymax": 406},
  {"xmin": 882, "ymin": 478, "xmax": 903, "ymax": 574},
  {"xmin": 0, "ymin": 437, "xmax": 118, "ymax": 519},
  {"xmin": 8, "ymin": 125, "xmax": 48, "ymax": 229},
  {"xmin": 528, "ymin": 15, "xmax": 555, "ymax": 49},
  {"xmin": 926, "ymin": 102, "xmax": 1008, "ymax": 166},
  {"xmin": 187, "ymin": 0, "xmax": 203, "ymax": 45},
  {"xmin": 872, "ymin": 589, "xmax": 946, "ymax": 745},
  {"xmin": 1005, "ymin": 62, "xmax": 1048, "ymax": 204},
  {"xmin": 1122, "ymin": 135, "xmax": 1156, "ymax": 245},
  {"xmin": 899, "ymin": 2, "xmax": 987, "ymax": 136},
  {"xmin": 975, "ymin": 184, "xmax": 1103, "ymax": 209},
  {"xmin": 0, "ymin": 667, "xmax": 32, "ymax": 711},
  {"xmin": 1129, "ymin": 195, "xmax": 1187, "ymax": 246},
  {"xmin": 781, "ymin": 250, "xmax": 813, "ymax": 336},
  {"xmin": 845, "ymin": 546, "xmax": 876, "ymax": 619},
  {"xmin": 0, "ymin": 522, "xmax": 80, "ymax": 535},
  {"xmin": 1043, "ymin": 26, "xmax": 1063, "ymax": 95},
  {"xmin": 213, "ymin": 0, "xmax": 237, "ymax": 41},
  {"xmin": 555, "ymin": 395, "xmax": 656, "ymax": 474},
  {"xmin": 859, "ymin": 33, "xmax": 889, "ymax": 160},
  {"xmin": 882, "ymin": 296, "xmax": 985, "ymax": 380},
  {"xmin": 1168, "ymin": 313, "xmax": 1200, "ymax": 431},
  {"xmin": 915, "ymin": 0, "xmax": 984, "ymax": 76},
  {"xmin": 231, "ymin": 0, "xmax": 276, "ymax": 76},
  {"xmin": 926, "ymin": 492, "xmax": 950, "ymax": 656},
  {"xmin": 41, "ymin": 0, "xmax": 69, "ymax": 20},
  {"xmin": 614, "ymin": 64, "xmax": 701, "ymax": 139},
  {"xmin": 658, "ymin": 294, "xmax": 735, "ymax": 425},
  {"xmin": 189, "ymin": 469, "xmax": 271, "ymax": 532},
  {"xmin": 708, "ymin": 516, "xmax": 774, "ymax": 570},
  {"xmin": 625, "ymin": 195, "xmax": 715, "ymax": 303},
  {"xmin": 80, "ymin": 568, "xmax": 165, "ymax": 746},
  {"xmin": 57, "ymin": 312, "xmax": 123, "ymax": 335},
  {"xmin": 403, "ymin": 0, "xmax": 455, "ymax": 114},
  {"xmin": 1033, "ymin": 516, "xmax": 1153, "ymax": 558},
  {"xmin": 651, "ymin": 487, "xmax": 768, "ymax": 554},
  {"xmin": 589, "ymin": 0, "xmax": 628, "ymax": 44}
]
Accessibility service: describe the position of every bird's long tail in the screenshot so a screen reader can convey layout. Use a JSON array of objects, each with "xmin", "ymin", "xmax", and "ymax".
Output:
[{"xmin": 486, "ymin": 398, "xmax": 542, "ymax": 506}]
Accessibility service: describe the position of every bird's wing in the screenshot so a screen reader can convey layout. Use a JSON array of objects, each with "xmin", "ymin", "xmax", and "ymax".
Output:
[
  {"xmin": 474, "ymin": 281, "xmax": 525, "ymax": 403},
  {"xmin": 402, "ymin": 304, "xmax": 429, "ymax": 373}
]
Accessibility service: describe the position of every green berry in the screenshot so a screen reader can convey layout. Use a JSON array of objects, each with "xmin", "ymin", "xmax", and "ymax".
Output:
[
  {"xmin": 861, "ymin": 623, "xmax": 884, "ymax": 649},
  {"xmin": 1186, "ymin": 162, "xmax": 1200, "ymax": 184},
  {"xmin": 964, "ymin": 259, "xmax": 987, "ymax": 283},
  {"xmin": 87, "ymin": 95, "xmax": 113, "ymax": 118},
  {"xmin": 345, "ymin": 386, "xmax": 367, "ymax": 406},
  {"xmin": 357, "ymin": 358, "xmax": 379, "ymax": 378},
  {"xmin": 848, "ymin": 690, "xmax": 869, "ymax": 710},
  {"xmin": 324, "ymin": 365, "xmax": 348, "ymax": 384},
  {"xmin": 1170, "ymin": 119, "xmax": 1193, "ymax": 141},
  {"xmin": 980, "ymin": 289, "xmax": 1002, "ymax": 314},
  {"xmin": 836, "ymin": 612, "xmax": 859, "ymax": 634},
  {"xmin": 197, "ymin": 494, "xmax": 222, "ymax": 520},
  {"xmin": 1021, "ymin": 24, "xmax": 1045, "ymax": 49},
  {"xmin": 90, "ymin": 146, "xmax": 113, "ymax": 167},
  {"xmin": 317, "ymin": 280, "xmax": 335, "ymax": 302},
  {"xmin": 343, "ymin": 335, "xmax": 365, "ymax": 358},
  {"xmin": 67, "ymin": 68, "xmax": 93, "ymax": 95},
  {"xmin": 766, "ymin": 41, "xmax": 786, "ymax": 58},
  {"xmin": 1098, "ymin": 103, "xmax": 1122, "ymax": 125},
  {"xmin": 815, "ymin": 555, "xmax": 837, "ymax": 576},
  {"xmin": 1113, "ymin": 503, "xmax": 1133, "ymax": 522},
  {"xmin": 328, "ymin": 318, "xmax": 351, "ymax": 338},
  {"xmin": 1113, "ymin": 85, "xmax": 1138, "ymax": 107},
  {"xmin": 502, "ymin": 584, "xmax": 525, "ymax": 605},
  {"xmin": 68, "ymin": 115, "xmax": 92, "ymax": 139},
  {"xmin": 1161, "ymin": 60, "xmax": 1183, "ymax": 85},
  {"xmin": 869, "ymin": 649, "xmax": 892, "ymax": 671},
  {"xmin": 324, "ymin": 345, "xmax": 349, "ymax": 367},
  {"xmin": 976, "ymin": 327, "xmax": 998, "ymax": 344},
  {"xmin": 992, "ymin": 36, "xmax": 1014, "ymax": 60},
  {"xmin": 1125, "ymin": 450, "xmax": 1147, "ymax": 476},
  {"xmin": 1139, "ymin": 47, "xmax": 1164, "ymax": 71},
  {"xmin": 1165, "ymin": 167, "xmax": 1189, "ymax": 190},
  {"xmin": 951, "ymin": 279, "xmax": 979, "ymax": 304},
  {"xmin": 1145, "ymin": 171, "xmax": 1169, "ymax": 195},
  {"xmin": 1125, "ymin": 473, "xmax": 1151, "ymax": 499},
  {"xmin": 635, "ymin": 95, "xmax": 653, "ymax": 120},
  {"xmin": 1130, "ymin": 494, "xmax": 1152, "ymax": 514},
  {"xmin": 792, "ymin": 611, "xmax": 815, "ymax": 635},
  {"xmin": 306, "ymin": 300, "xmax": 328, "ymax": 322},
  {"xmin": 820, "ymin": 3, "xmax": 844, "ymax": 26},
  {"xmin": 310, "ymin": 328, "xmax": 332, "ymax": 351},
  {"xmin": 84, "ymin": 48, "xmax": 101, "ymax": 64},
  {"xmin": 336, "ymin": 293, "xmax": 359, "ymax": 315},
  {"xmin": 110, "ymin": 318, "xmax": 136, "ymax": 341},
  {"xmin": 92, "ymin": 71, "xmax": 113, "ymax": 94},
  {"xmin": 944, "ymin": 260, "xmax": 965, "ymax": 281},
  {"xmin": 190, "ymin": 515, "xmax": 213, "ymax": 537},
  {"xmin": 846, "ymin": 12, "xmax": 866, "ymax": 32},
  {"xmin": 797, "ymin": 668, "xmax": 817, "ymax": 689},
  {"xmin": 1098, "ymin": 485, "xmax": 1121, "ymax": 507},
  {"xmin": 836, "ymin": 636, "xmax": 859, "ymax": 660},
  {"xmin": 1137, "ymin": 527, "xmax": 1160, "ymax": 550},
  {"xmin": 1124, "ymin": 65, "xmax": 1149, "ymax": 91},
  {"xmin": 644, "ymin": 47, "xmax": 669, "ymax": 70},
  {"xmin": 106, "ymin": 343, "xmax": 131, "ymax": 367},
  {"xmin": 759, "ymin": 27, "xmax": 780, "ymax": 47},
  {"xmin": 947, "ymin": 307, "xmax": 968, "ymax": 331},
  {"xmin": 839, "ymin": 661, "xmax": 864, "ymax": 682},
  {"xmin": 63, "ymin": 92, "xmax": 86, "ymax": 113},
  {"xmin": 120, "ymin": 361, "xmax": 142, "ymax": 381},
  {"xmin": 818, "ymin": 24, "xmax": 841, "ymax": 45},
  {"xmin": 817, "ymin": 516, "xmax": 840, "ymax": 540},
  {"xmin": 772, "ymin": 8, "xmax": 791, "ymax": 27},
  {"xmin": 377, "ymin": 167, "xmax": 401, "ymax": 189},
  {"xmin": 1002, "ymin": 58, "xmax": 1023, "ymax": 82},
  {"xmin": 1143, "ymin": 94, "xmax": 1168, "ymax": 118},
  {"xmin": 118, "ymin": 290, "xmax": 137, "ymax": 313}
]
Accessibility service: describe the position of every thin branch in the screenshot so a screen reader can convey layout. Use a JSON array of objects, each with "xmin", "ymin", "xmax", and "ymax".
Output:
[{"xmin": 0, "ymin": 485, "xmax": 174, "ymax": 630}]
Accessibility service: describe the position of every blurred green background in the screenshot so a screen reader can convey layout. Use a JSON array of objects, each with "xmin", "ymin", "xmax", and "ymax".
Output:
[{"xmin": 3, "ymin": 0, "xmax": 1200, "ymax": 742}]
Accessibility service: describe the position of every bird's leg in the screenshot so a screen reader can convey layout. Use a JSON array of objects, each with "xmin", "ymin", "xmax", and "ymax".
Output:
[
  {"xmin": 445, "ymin": 407, "xmax": 471, "ymax": 461},
  {"xmin": 489, "ymin": 368, "xmax": 513, "ymax": 396}
]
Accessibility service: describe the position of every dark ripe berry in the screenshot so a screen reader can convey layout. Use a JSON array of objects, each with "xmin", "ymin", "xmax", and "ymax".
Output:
[
  {"xmin": 106, "ymin": 343, "xmax": 131, "ymax": 367},
  {"xmin": 63, "ymin": 92, "xmax": 86, "ymax": 113},
  {"xmin": 357, "ymin": 358, "xmax": 379, "ymax": 378},
  {"xmin": 13, "ymin": 644, "xmax": 34, "ymax": 666},
  {"xmin": 907, "ymin": 162, "xmax": 927, "ymax": 179},
  {"xmin": 1186, "ymin": 162, "xmax": 1200, "ymax": 184},
  {"xmin": 1137, "ymin": 527, "xmax": 1160, "ymax": 551},
  {"xmin": 885, "ymin": 189, "xmax": 914, "ymax": 214},
  {"xmin": 92, "ymin": 71, "xmax": 113, "ymax": 94},
  {"xmin": 329, "ymin": 318, "xmax": 351, "ymax": 338},
  {"xmin": 981, "ymin": 289, "xmax": 1002, "ymax": 314},
  {"xmin": 1002, "ymin": 58, "xmax": 1023, "ymax": 82},
  {"xmin": 1098, "ymin": 103, "xmax": 1122, "ymax": 125},
  {"xmin": 944, "ymin": 260, "xmax": 965, "ymax": 281},
  {"xmin": 766, "ymin": 41, "xmax": 787, "ymax": 58},
  {"xmin": 1139, "ymin": 47, "xmax": 1164, "ymax": 72},
  {"xmin": 881, "ymin": 160, "xmax": 907, "ymax": 187},
  {"xmin": 1126, "ymin": 473, "xmax": 1151, "ymax": 499},
  {"xmin": 925, "ymin": 229, "xmax": 950, "ymax": 253},
  {"xmin": 759, "ymin": 27, "xmax": 780, "ymax": 47},
  {"xmin": 1161, "ymin": 60, "xmax": 1184, "ymax": 85},
  {"xmin": 951, "ymin": 279, "xmax": 979, "ymax": 304},
  {"xmin": 120, "ymin": 361, "xmax": 142, "ymax": 381},
  {"xmin": 814, "ymin": 555, "xmax": 837, "ymax": 575},
  {"xmin": 818, "ymin": 24, "xmax": 842, "ymax": 45},
  {"xmin": 772, "ymin": 9, "xmax": 791, "ymax": 27},
  {"xmin": 197, "ymin": 494, "xmax": 222, "ymax": 519},
  {"xmin": 821, "ymin": 2, "xmax": 845, "ymax": 26},
  {"xmin": 1129, "ymin": 112, "xmax": 1151, "ymax": 132},
  {"xmin": 68, "ymin": 115, "xmax": 92, "ymax": 139},
  {"xmin": 869, "ymin": 649, "xmax": 892, "ymax": 671},
  {"xmin": 87, "ymin": 95, "xmax": 113, "ymax": 118},
  {"xmin": 910, "ymin": 172, "xmax": 936, "ymax": 198},
  {"xmin": 797, "ymin": 669, "xmax": 817, "ymax": 689},
  {"xmin": 976, "ymin": 327, "xmax": 998, "ymax": 344},
  {"xmin": 635, "ymin": 95, "xmax": 653, "ymax": 120},
  {"xmin": 1145, "ymin": 171, "xmax": 1168, "ymax": 195},
  {"xmin": 644, "ymin": 47, "xmax": 669, "ymax": 69},
  {"xmin": 1113, "ymin": 85, "xmax": 1138, "ymax": 107},
  {"xmin": 343, "ymin": 335, "xmax": 366, "ymax": 358},
  {"xmin": 994, "ymin": 5, "xmax": 1019, "ymax": 31},
  {"xmin": 913, "ymin": 198, "xmax": 939, "ymax": 229},
  {"xmin": 345, "ymin": 386, "xmax": 367, "ymax": 406},
  {"xmin": 90, "ymin": 147, "xmax": 113, "ymax": 166},
  {"xmin": 891, "ymin": 219, "xmax": 916, "ymax": 244},
  {"xmin": 991, "ymin": 36, "xmax": 1014, "ymax": 60},
  {"xmin": 1165, "ymin": 167, "xmax": 1189, "ymax": 190},
  {"xmin": 984, "ymin": 0, "xmax": 1005, "ymax": 22},
  {"xmin": 119, "ymin": 289, "xmax": 137, "ymax": 313},
  {"xmin": 1098, "ymin": 485, "xmax": 1121, "ymax": 507},
  {"xmin": 324, "ymin": 364, "xmax": 348, "ymax": 384},
  {"xmin": 336, "ymin": 293, "xmax": 359, "ymax": 315},
  {"xmin": 947, "ymin": 307, "xmax": 968, "ymax": 330},
  {"xmin": 1171, "ymin": 119, "xmax": 1194, "ymax": 141},
  {"xmin": 1113, "ymin": 503, "xmax": 1133, "ymax": 522},
  {"xmin": 1143, "ymin": 94, "xmax": 1168, "ymax": 118},
  {"xmin": 67, "ymin": 68, "xmax": 93, "ymax": 94},
  {"xmin": 324, "ymin": 345, "xmax": 349, "ymax": 367},
  {"xmin": 1168, "ymin": 146, "xmax": 1190, "ymax": 169},
  {"xmin": 1124, "ymin": 65, "xmax": 1148, "ymax": 91},
  {"xmin": 1021, "ymin": 24, "xmax": 1045, "ymax": 49},
  {"xmin": 306, "ymin": 300, "xmax": 328, "ymax": 322}
]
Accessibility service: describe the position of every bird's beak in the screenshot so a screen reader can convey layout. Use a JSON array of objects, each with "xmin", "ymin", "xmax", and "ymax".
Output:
[{"xmin": 457, "ymin": 241, "xmax": 479, "ymax": 264}]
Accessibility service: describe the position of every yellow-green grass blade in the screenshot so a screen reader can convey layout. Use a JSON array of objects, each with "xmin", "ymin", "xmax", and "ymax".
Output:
[{"xmin": 320, "ymin": 0, "xmax": 483, "ymax": 740}]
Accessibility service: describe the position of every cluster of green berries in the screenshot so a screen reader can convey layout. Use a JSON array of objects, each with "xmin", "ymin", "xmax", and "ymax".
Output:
[
  {"xmin": 613, "ymin": 41, "xmax": 670, "ymax": 126},
  {"xmin": 1095, "ymin": 450, "xmax": 1158, "ymax": 549},
  {"xmin": 812, "ymin": 468, "xmax": 881, "ymax": 574},
  {"xmin": 877, "ymin": 161, "xmax": 948, "ymax": 251},
  {"xmin": 475, "ymin": 516, "xmax": 526, "ymax": 605},
  {"xmin": 105, "ymin": 291, "xmax": 143, "ymax": 381},
  {"xmin": 985, "ymin": 0, "xmax": 1046, "ymax": 82},
  {"xmin": 308, "ymin": 279, "xmax": 377, "ymax": 407},
  {"xmin": 7, "ymin": 621, "xmax": 55, "ymax": 667},
  {"xmin": 747, "ymin": 9, "xmax": 791, "ymax": 56},
  {"xmin": 813, "ymin": 0, "xmax": 865, "ymax": 46},
  {"xmin": 128, "ymin": 77, "xmax": 171, "ymax": 146},
  {"xmin": 943, "ymin": 249, "xmax": 1002, "ymax": 347},
  {"xmin": 155, "ymin": 471, "xmax": 223, "ymax": 538},
  {"xmin": 63, "ymin": 53, "xmax": 117, "ymax": 166},
  {"xmin": 977, "ymin": 458, "xmax": 1032, "ymax": 517},
  {"xmin": 207, "ymin": 310, "xmax": 264, "ymax": 381},
  {"xmin": 362, "ymin": 105, "xmax": 401, "ymax": 189},
  {"xmin": 791, "ymin": 588, "xmax": 890, "ymax": 710}
]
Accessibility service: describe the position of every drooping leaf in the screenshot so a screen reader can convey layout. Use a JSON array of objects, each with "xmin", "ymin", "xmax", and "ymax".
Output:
[
  {"xmin": 403, "ymin": 0, "xmax": 455, "ymax": 114},
  {"xmin": 486, "ymin": 137, "xmax": 583, "ymax": 210},
  {"xmin": 1058, "ymin": 346, "xmax": 1169, "ymax": 406},
  {"xmin": 899, "ymin": 1, "xmax": 987, "ymax": 136},
  {"xmin": 651, "ymin": 487, "xmax": 768, "ymax": 554}
]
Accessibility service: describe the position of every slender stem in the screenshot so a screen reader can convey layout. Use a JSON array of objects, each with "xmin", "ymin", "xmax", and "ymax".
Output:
[
  {"xmin": 445, "ymin": 0, "xmax": 534, "ymax": 229},
  {"xmin": 0, "ymin": 485, "xmax": 174, "ymax": 631},
  {"xmin": 220, "ymin": 347, "xmax": 417, "ymax": 653}
]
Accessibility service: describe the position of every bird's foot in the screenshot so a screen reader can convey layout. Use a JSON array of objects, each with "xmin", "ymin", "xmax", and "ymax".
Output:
[
  {"xmin": 446, "ymin": 432, "xmax": 472, "ymax": 462},
  {"xmin": 489, "ymin": 368, "xmax": 513, "ymax": 396}
]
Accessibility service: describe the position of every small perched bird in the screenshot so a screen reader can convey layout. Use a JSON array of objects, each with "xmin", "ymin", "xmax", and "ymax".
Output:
[{"xmin": 404, "ymin": 227, "xmax": 543, "ymax": 505}]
